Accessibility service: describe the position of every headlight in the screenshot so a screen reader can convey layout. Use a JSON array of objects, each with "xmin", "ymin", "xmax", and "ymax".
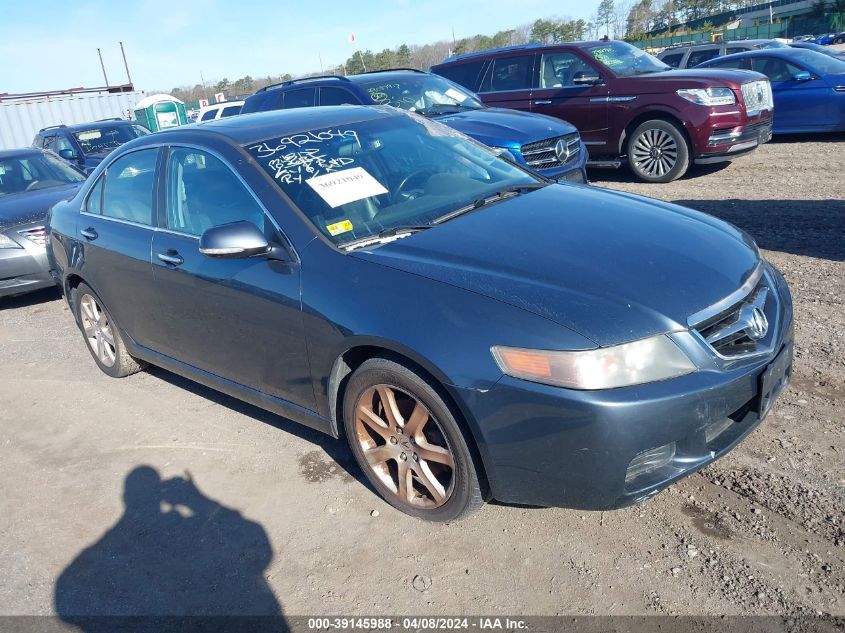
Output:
[
  {"xmin": 676, "ymin": 87, "xmax": 736, "ymax": 106},
  {"xmin": 0, "ymin": 233, "xmax": 21, "ymax": 249},
  {"xmin": 491, "ymin": 335, "xmax": 696, "ymax": 390}
]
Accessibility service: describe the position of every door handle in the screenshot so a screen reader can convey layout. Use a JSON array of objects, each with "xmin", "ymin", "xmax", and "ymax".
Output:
[
  {"xmin": 534, "ymin": 100, "xmax": 552, "ymax": 105},
  {"xmin": 157, "ymin": 251, "xmax": 184, "ymax": 266},
  {"xmin": 80, "ymin": 227, "xmax": 98, "ymax": 240}
]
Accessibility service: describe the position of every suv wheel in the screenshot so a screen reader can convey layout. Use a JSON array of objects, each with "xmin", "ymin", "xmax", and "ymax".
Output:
[
  {"xmin": 74, "ymin": 283, "xmax": 146, "ymax": 378},
  {"xmin": 343, "ymin": 357, "xmax": 484, "ymax": 521},
  {"xmin": 627, "ymin": 119, "xmax": 690, "ymax": 183}
]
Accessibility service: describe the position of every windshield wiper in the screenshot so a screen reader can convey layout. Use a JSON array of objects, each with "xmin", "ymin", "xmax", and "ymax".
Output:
[
  {"xmin": 433, "ymin": 182, "xmax": 548, "ymax": 225},
  {"xmin": 340, "ymin": 224, "xmax": 432, "ymax": 251},
  {"xmin": 417, "ymin": 104, "xmax": 479, "ymax": 116}
]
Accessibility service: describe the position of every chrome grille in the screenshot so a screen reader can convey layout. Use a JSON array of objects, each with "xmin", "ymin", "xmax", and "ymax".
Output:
[
  {"xmin": 17, "ymin": 226, "xmax": 48, "ymax": 247},
  {"xmin": 741, "ymin": 80, "xmax": 773, "ymax": 115},
  {"xmin": 520, "ymin": 133, "xmax": 581, "ymax": 169},
  {"xmin": 690, "ymin": 271, "xmax": 779, "ymax": 359}
]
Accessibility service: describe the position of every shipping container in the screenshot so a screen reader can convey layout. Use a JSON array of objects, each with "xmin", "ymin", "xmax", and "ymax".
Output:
[{"xmin": 0, "ymin": 89, "xmax": 146, "ymax": 150}]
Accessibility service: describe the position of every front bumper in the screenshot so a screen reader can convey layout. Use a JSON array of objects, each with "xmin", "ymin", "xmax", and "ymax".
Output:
[
  {"xmin": 459, "ymin": 269, "xmax": 793, "ymax": 510},
  {"xmin": 693, "ymin": 114, "xmax": 773, "ymax": 165},
  {"xmin": 0, "ymin": 227, "xmax": 53, "ymax": 299}
]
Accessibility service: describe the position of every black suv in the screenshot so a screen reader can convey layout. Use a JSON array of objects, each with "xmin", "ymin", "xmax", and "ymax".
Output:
[{"xmin": 32, "ymin": 119, "xmax": 150, "ymax": 174}]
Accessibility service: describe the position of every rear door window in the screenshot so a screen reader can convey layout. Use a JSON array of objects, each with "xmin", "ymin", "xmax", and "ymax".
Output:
[
  {"xmin": 220, "ymin": 105, "xmax": 242, "ymax": 117},
  {"xmin": 480, "ymin": 54, "xmax": 535, "ymax": 92},
  {"xmin": 101, "ymin": 149, "xmax": 158, "ymax": 225},
  {"xmin": 687, "ymin": 47, "xmax": 721, "ymax": 67},
  {"xmin": 320, "ymin": 87, "xmax": 359, "ymax": 105},
  {"xmin": 661, "ymin": 52, "xmax": 685, "ymax": 68},
  {"xmin": 433, "ymin": 60, "xmax": 487, "ymax": 91},
  {"xmin": 283, "ymin": 88, "xmax": 317, "ymax": 108},
  {"xmin": 200, "ymin": 109, "xmax": 218, "ymax": 121}
]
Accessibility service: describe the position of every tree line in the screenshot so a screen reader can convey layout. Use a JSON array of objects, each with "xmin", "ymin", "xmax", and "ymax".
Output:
[{"xmin": 164, "ymin": 0, "xmax": 837, "ymax": 104}]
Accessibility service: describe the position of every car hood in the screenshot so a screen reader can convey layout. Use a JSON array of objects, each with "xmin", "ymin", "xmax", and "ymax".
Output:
[
  {"xmin": 615, "ymin": 68, "xmax": 767, "ymax": 90},
  {"xmin": 432, "ymin": 107, "xmax": 578, "ymax": 149},
  {"xmin": 0, "ymin": 184, "xmax": 81, "ymax": 230},
  {"xmin": 352, "ymin": 185, "xmax": 759, "ymax": 347}
]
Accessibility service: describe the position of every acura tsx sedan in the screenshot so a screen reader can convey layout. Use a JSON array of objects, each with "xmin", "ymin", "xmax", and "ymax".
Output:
[{"xmin": 47, "ymin": 106, "xmax": 793, "ymax": 521}]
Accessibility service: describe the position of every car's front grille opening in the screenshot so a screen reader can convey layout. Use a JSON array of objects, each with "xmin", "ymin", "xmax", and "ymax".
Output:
[
  {"xmin": 521, "ymin": 133, "xmax": 580, "ymax": 168},
  {"xmin": 17, "ymin": 226, "xmax": 48, "ymax": 247},
  {"xmin": 741, "ymin": 80, "xmax": 773, "ymax": 114},
  {"xmin": 692, "ymin": 280, "xmax": 777, "ymax": 359}
]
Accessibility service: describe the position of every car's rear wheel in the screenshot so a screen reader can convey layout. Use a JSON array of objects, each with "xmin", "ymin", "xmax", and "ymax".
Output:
[
  {"xmin": 343, "ymin": 357, "xmax": 483, "ymax": 521},
  {"xmin": 74, "ymin": 283, "xmax": 146, "ymax": 378},
  {"xmin": 627, "ymin": 119, "xmax": 690, "ymax": 183}
]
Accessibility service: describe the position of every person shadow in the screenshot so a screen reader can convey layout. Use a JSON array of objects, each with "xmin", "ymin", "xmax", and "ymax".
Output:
[{"xmin": 54, "ymin": 466, "xmax": 288, "ymax": 633}]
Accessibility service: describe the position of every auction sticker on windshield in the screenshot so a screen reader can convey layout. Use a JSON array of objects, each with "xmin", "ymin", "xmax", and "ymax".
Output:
[
  {"xmin": 326, "ymin": 219, "xmax": 354, "ymax": 236},
  {"xmin": 306, "ymin": 167, "xmax": 388, "ymax": 208},
  {"xmin": 444, "ymin": 87, "xmax": 468, "ymax": 102}
]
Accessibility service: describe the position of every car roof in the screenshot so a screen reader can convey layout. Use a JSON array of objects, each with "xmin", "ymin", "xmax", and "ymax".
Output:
[
  {"xmin": 438, "ymin": 40, "xmax": 615, "ymax": 64},
  {"xmin": 346, "ymin": 69, "xmax": 430, "ymax": 84},
  {"xmin": 38, "ymin": 119, "xmax": 135, "ymax": 135},
  {"xmin": 702, "ymin": 47, "xmax": 814, "ymax": 63},
  {"xmin": 0, "ymin": 147, "xmax": 47, "ymax": 159},
  {"xmin": 151, "ymin": 105, "xmax": 396, "ymax": 146}
]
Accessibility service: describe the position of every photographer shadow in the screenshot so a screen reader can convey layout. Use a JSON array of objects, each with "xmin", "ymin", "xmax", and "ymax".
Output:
[{"xmin": 54, "ymin": 466, "xmax": 288, "ymax": 633}]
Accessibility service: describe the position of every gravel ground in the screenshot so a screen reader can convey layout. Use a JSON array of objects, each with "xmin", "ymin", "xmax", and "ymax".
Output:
[{"xmin": 0, "ymin": 134, "xmax": 843, "ymax": 621}]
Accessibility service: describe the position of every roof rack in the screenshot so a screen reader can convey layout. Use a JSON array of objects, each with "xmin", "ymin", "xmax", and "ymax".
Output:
[
  {"xmin": 356, "ymin": 67, "xmax": 427, "ymax": 75},
  {"xmin": 256, "ymin": 75, "xmax": 351, "ymax": 93},
  {"xmin": 37, "ymin": 124, "xmax": 68, "ymax": 133},
  {"xmin": 442, "ymin": 42, "xmax": 543, "ymax": 63}
]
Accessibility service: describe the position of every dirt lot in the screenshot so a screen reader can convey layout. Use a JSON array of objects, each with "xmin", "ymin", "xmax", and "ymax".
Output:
[{"xmin": 0, "ymin": 135, "xmax": 843, "ymax": 621}]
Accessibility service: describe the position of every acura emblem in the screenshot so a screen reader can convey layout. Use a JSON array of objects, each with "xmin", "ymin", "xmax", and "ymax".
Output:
[
  {"xmin": 746, "ymin": 306, "xmax": 768, "ymax": 340},
  {"xmin": 554, "ymin": 139, "xmax": 571, "ymax": 163}
]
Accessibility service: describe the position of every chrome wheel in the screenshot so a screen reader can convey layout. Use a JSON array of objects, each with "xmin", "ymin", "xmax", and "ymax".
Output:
[
  {"xmin": 631, "ymin": 128, "xmax": 679, "ymax": 178},
  {"xmin": 355, "ymin": 385, "xmax": 456, "ymax": 508},
  {"xmin": 79, "ymin": 294, "xmax": 116, "ymax": 367}
]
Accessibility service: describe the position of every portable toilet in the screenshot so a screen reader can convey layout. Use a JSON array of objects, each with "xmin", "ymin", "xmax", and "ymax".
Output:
[{"xmin": 133, "ymin": 94, "xmax": 188, "ymax": 131}]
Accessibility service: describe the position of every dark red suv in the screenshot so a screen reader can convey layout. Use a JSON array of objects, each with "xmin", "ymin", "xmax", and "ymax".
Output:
[{"xmin": 432, "ymin": 40, "xmax": 774, "ymax": 182}]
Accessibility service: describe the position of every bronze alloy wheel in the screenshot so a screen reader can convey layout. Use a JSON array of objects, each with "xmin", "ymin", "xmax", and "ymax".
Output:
[{"xmin": 354, "ymin": 384, "xmax": 456, "ymax": 508}]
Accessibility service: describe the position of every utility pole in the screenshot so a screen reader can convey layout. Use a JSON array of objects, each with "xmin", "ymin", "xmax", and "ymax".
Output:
[
  {"xmin": 97, "ymin": 48, "xmax": 109, "ymax": 86},
  {"xmin": 119, "ymin": 41, "xmax": 132, "ymax": 86}
]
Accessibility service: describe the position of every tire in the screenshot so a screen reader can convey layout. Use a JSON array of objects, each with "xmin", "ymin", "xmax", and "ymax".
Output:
[
  {"xmin": 342, "ymin": 357, "xmax": 484, "ymax": 522},
  {"xmin": 73, "ymin": 283, "xmax": 146, "ymax": 378},
  {"xmin": 627, "ymin": 119, "xmax": 691, "ymax": 183}
]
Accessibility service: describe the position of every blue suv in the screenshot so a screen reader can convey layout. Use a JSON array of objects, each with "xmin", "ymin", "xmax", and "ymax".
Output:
[{"xmin": 240, "ymin": 69, "xmax": 588, "ymax": 183}]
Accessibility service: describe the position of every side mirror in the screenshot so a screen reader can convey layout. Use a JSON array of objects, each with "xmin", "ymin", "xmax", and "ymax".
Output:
[
  {"xmin": 792, "ymin": 71, "xmax": 812, "ymax": 81},
  {"xmin": 572, "ymin": 74, "xmax": 603, "ymax": 86},
  {"xmin": 58, "ymin": 149, "xmax": 77, "ymax": 160},
  {"xmin": 199, "ymin": 221, "xmax": 271, "ymax": 259}
]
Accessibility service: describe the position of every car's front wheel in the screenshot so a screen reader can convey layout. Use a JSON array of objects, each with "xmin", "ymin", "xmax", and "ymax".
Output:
[
  {"xmin": 627, "ymin": 119, "xmax": 690, "ymax": 183},
  {"xmin": 343, "ymin": 357, "xmax": 484, "ymax": 521},
  {"xmin": 74, "ymin": 283, "xmax": 146, "ymax": 378}
]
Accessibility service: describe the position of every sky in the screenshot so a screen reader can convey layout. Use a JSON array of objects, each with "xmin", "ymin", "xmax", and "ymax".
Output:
[{"xmin": 0, "ymin": 0, "xmax": 591, "ymax": 94}]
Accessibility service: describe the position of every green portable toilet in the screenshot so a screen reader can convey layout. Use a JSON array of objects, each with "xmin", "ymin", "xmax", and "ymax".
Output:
[{"xmin": 133, "ymin": 94, "xmax": 188, "ymax": 132}]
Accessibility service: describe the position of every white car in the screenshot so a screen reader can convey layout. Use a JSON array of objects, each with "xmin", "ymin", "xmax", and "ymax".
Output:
[{"xmin": 196, "ymin": 101, "xmax": 244, "ymax": 123}]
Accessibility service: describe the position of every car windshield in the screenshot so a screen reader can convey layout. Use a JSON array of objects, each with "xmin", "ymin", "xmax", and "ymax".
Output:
[
  {"xmin": 586, "ymin": 41, "xmax": 671, "ymax": 76},
  {"xmin": 0, "ymin": 152, "xmax": 84, "ymax": 196},
  {"xmin": 787, "ymin": 48, "xmax": 845, "ymax": 73},
  {"xmin": 246, "ymin": 111, "xmax": 538, "ymax": 246},
  {"xmin": 73, "ymin": 124, "xmax": 150, "ymax": 155},
  {"xmin": 354, "ymin": 74, "xmax": 484, "ymax": 115}
]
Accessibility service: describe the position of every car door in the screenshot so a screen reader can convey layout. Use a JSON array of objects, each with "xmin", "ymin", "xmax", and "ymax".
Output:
[
  {"xmin": 151, "ymin": 146, "xmax": 314, "ymax": 410},
  {"xmin": 530, "ymin": 50, "xmax": 609, "ymax": 147},
  {"xmin": 77, "ymin": 148, "xmax": 161, "ymax": 347},
  {"xmin": 750, "ymin": 56, "xmax": 829, "ymax": 130},
  {"xmin": 476, "ymin": 53, "xmax": 536, "ymax": 111}
]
